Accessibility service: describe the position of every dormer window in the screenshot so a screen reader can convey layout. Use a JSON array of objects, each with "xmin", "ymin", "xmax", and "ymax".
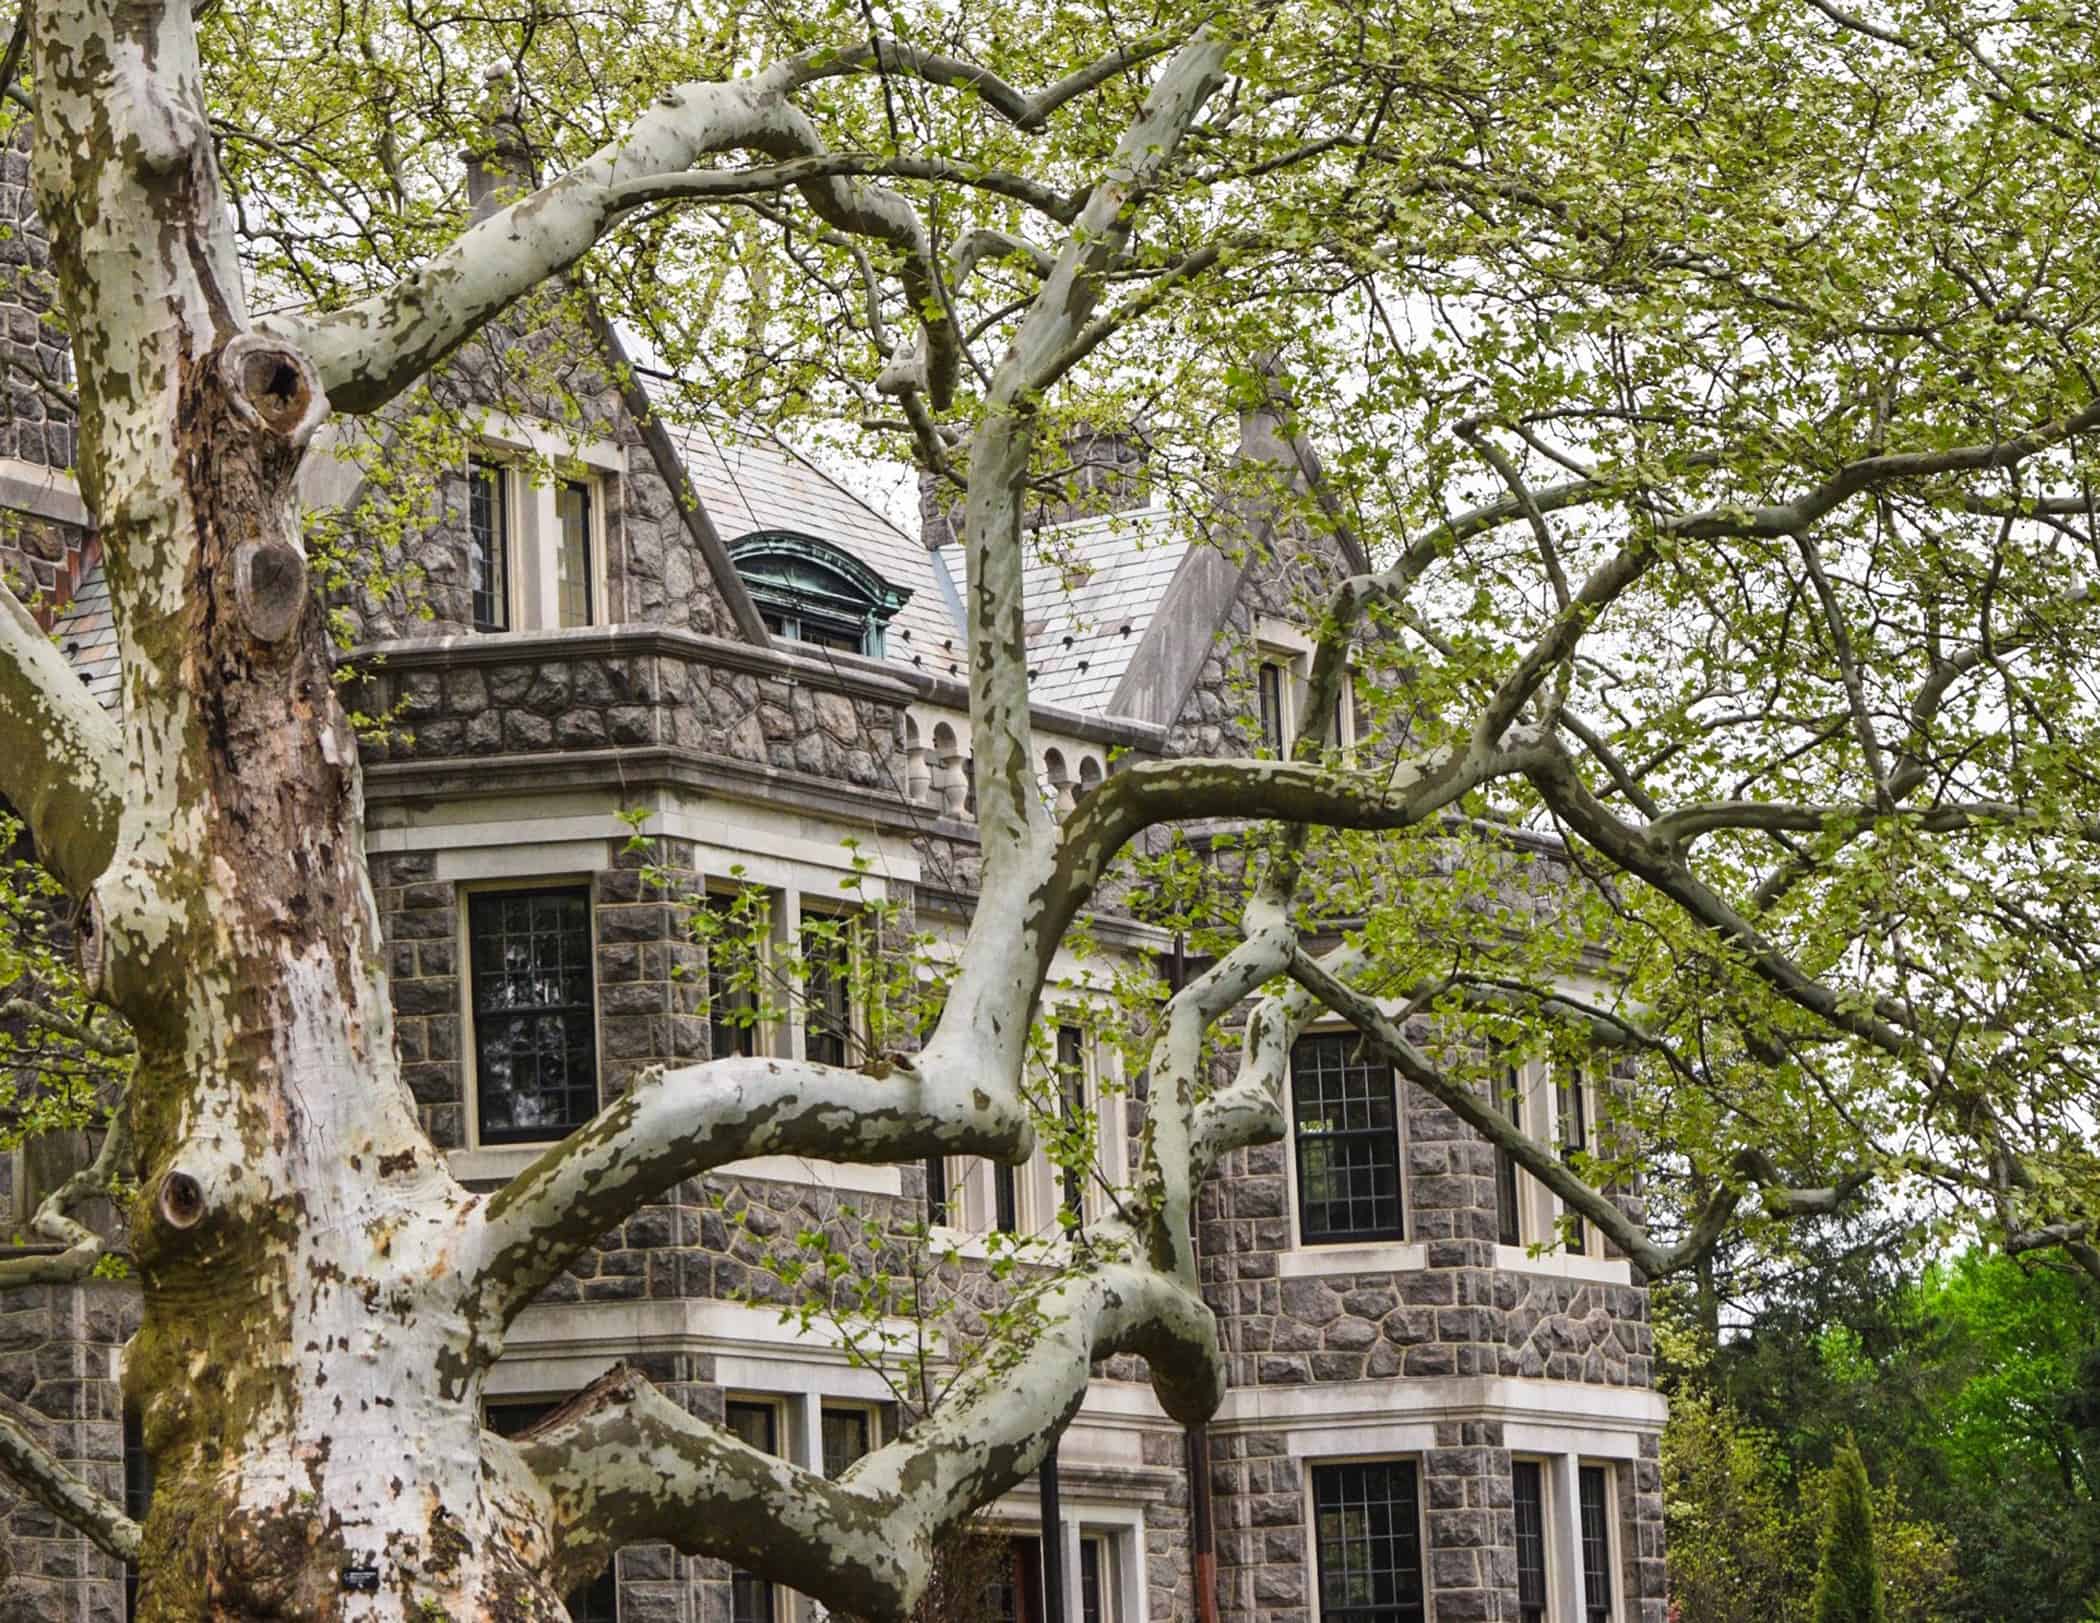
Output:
[
  {"xmin": 730, "ymin": 531, "xmax": 910, "ymax": 658},
  {"xmin": 468, "ymin": 458, "xmax": 510, "ymax": 632}
]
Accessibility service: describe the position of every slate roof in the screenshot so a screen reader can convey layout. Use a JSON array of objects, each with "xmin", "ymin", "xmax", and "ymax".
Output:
[
  {"xmin": 672, "ymin": 423, "xmax": 970, "ymax": 682},
  {"xmin": 1021, "ymin": 508, "xmax": 1188, "ymax": 714},
  {"xmin": 671, "ymin": 420, "xmax": 1192, "ymax": 716},
  {"xmin": 48, "ymin": 560, "xmax": 120, "ymax": 711}
]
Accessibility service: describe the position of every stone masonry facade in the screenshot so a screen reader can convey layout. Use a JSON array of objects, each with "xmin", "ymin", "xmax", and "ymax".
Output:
[{"xmin": 0, "ymin": 162, "xmax": 1667, "ymax": 1615}]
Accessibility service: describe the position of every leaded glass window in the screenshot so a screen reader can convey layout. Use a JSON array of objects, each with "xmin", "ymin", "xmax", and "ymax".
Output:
[
  {"xmin": 1312, "ymin": 1460, "xmax": 1426, "ymax": 1622},
  {"xmin": 726, "ymin": 1401, "xmax": 782, "ymax": 1622},
  {"xmin": 1514, "ymin": 1460, "xmax": 1548, "ymax": 1623},
  {"xmin": 801, "ymin": 913, "xmax": 854, "ymax": 1067},
  {"xmin": 1580, "ymin": 1464, "xmax": 1615, "ymax": 1622},
  {"xmin": 1496, "ymin": 1067, "xmax": 1525, "ymax": 1247},
  {"xmin": 468, "ymin": 458, "xmax": 509, "ymax": 632},
  {"xmin": 821, "ymin": 1406, "xmax": 873, "ymax": 1479},
  {"xmin": 1558, "ymin": 1063, "xmax": 1590, "ymax": 1253},
  {"xmin": 470, "ymin": 888, "xmax": 598, "ymax": 1143},
  {"xmin": 1292, "ymin": 1034, "xmax": 1404, "ymax": 1243},
  {"xmin": 1258, "ymin": 661, "xmax": 1286, "ymax": 752},
  {"xmin": 556, "ymin": 478, "xmax": 594, "ymax": 628}
]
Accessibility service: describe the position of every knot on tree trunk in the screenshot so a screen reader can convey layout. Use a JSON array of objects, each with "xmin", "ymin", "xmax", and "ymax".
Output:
[{"xmin": 218, "ymin": 335, "xmax": 328, "ymax": 450}]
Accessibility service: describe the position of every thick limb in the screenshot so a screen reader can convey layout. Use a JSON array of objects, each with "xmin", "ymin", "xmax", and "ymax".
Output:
[
  {"xmin": 513, "ymin": 1255, "xmax": 1214, "ymax": 1618},
  {"xmin": 0, "ymin": 1409, "xmax": 139, "ymax": 1562},
  {"xmin": 0, "ymin": 581, "xmax": 121, "ymax": 900},
  {"xmin": 463, "ymin": 1054, "xmax": 1024, "ymax": 1340}
]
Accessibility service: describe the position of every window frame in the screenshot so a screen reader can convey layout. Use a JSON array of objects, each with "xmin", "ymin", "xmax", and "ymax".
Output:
[
  {"xmin": 462, "ymin": 879, "xmax": 602, "ymax": 1149},
  {"xmin": 467, "ymin": 456, "xmax": 513, "ymax": 633},
  {"xmin": 1289, "ymin": 1028, "xmax": 1408, "ymax": 1247},
  {"xmin": 463, "ymin": 448, "xmax": 610, "ymax": 634},
  {"xmin": 1513, "ymin": 1456, "xmax": 1552, "ymax": 1623},
  {"xmin": 724, "ymin": 1395, "xmax": 791, "ymax": 1623},
  {"xmin": 796, "ymin": 904, "xmax": 862, "ymax": 1068},
  {"xmin": 1307, "ymin": 1456, "xmax": 1429, "ymax": 1623},
  {"xmin": 1577, "ymin": 1461, "xmax": 1620, "ymax": 1623},
  {"xmin": 554, "ymin": 475, "xmax": 598, "ymax": 629},
  {"xmin": 819, "ymin": 1400, "xmax": 882, "ymax": 1480}
]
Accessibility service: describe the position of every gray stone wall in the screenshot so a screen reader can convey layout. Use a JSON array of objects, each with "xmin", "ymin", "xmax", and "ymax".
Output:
[
  {"xmin": 0, "ymin": 1281, "xmax": 136, "ymax": 1623},
  {"xmin": 352, "ymin": 637, "xmax": 909, "ymax": 799},
  {"xmin": 325, "ymin": 315, "xmax": 737, "ymax": 647},
  {"xmin": 0, "ymin": 134, "xmax": 76, "ymax": 478}
]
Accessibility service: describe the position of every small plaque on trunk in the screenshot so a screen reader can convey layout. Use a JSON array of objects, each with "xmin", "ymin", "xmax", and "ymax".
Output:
[{"xmin": 340, "ymin": 1566, "xmax": 381, "ymax": 1593}]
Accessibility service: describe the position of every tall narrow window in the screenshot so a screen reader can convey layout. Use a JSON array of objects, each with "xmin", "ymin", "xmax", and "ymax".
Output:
[
  {"xmin": 992, "ymin": 1161, "xmax": 1019, "ymax": 1235},
  {"xmin": 469, "ymin": 888, "xmax": 598, "ymax": 1143},
  {"xmin": 801, "ymin": 913, "xmax": 854, "ymax": 1068},
  {"xmin": 1292, "ymin": 1033, "xmax": 1404, "ymax": 1243},
  {"xmin": 468, "ymin": 458, "xmax": 510, "ymax": 632},
  {"xmin": 821, "ymin": 1405, "xmax": 875, "ymax": 1479},
  {"xmin": 1496, "ymin": 1067, "xmax": 1525, "ymax": 1248},
  {"xmin": 726, "ymin": 1401, "xmax": 783, "ymax": 1622},
  {"xmin": 1513, "ymin": 1460, "xmax": 1548, "ymax": 1623},
  {"xmin": 980, "ymin": 1537, "xmax": 1044, "ymax": 1623},
  {"xmin": 124, "ymin": 1407, "xmax": 151, "ymax": 1621},
  {"xmin": 704, "ymin": 893, "xmax": 763, "ymax": 1062},
  {"xmin": 1558, "ymin": 1063, "xmax": 1590, "ymax": 1254},
  {"xmin": 1080, "ymin": 1537, "xmax": 1111, "ymax": 1623},
  {"xmin": 485, "ymin": 1402, "xmax": 620, "ymax": 1621},
  {"xmin": 556, "ymin": 478, "xmax": 594, "ymax": 628},
  {"xmin": 1579, "ymin": 1465, "xmax": 1615, "ymax": 1622},
  {"xmin": 1056, "ymin": 1024, "xmax": 1088, "ymax": 1219},
  {"xmin": 925, "ymin": 1155, "xmax": 951, "ymax": 1226},
  {"xmin": 1312, "ymin": 1460, "xmax": 1426, "ymax": 1621},
  {"xmin": 1257, "ymin": 661, "xmax": 1287, "ymax": 753}
]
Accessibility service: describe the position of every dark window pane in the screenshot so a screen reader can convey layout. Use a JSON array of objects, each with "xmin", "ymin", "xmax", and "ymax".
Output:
[
  {"xmin": 1514, "ymin": 1460, "xmax": 1547, "ymax": 1620},
  {"xmin": 1080, "ymin": 1538, "xmax": 1106, "ymax": 1623},
  {"xmin": 1312, "ymin": 1461, "xmax": 1425, "ymax": 1622},
  {"xmin": 1496, "ymin": 1068, "xmax": 1524, "ymax": 1247},
  {"xmin": 822, "ymin": 1407, "xmax": 872, "ymax": 1479},
  {"xmin": 1559, "ymin": 1064, "xmax": 1589, "ymax": 1253},
  {"xmin": 557, "ymin": 479, "xmax": 594, "ymax": 629},
  {"xmin": 470, "ymin": 888, "xmax": 598, "ymax": 1144},
  {"xmin": 802, "ymin": 914, "xmax": 853, "ymax": 1068},
  {"xmin": 1292, "ymin": 1034, "xmax": 1404, "ymax": 1242},
  {"xmin": 468, "ymin": 459, "xmax": 509, "ymax": 632},
  {"xmin": 726, "ymin": 1403, "xmax": 781, "ymax": 1622},
  {"xmin": 704, "ymin": 893, "xmax": 762, "ymax": 1061},
  {"xmin": 1580, "ymin": 1465, "xmax": 1615, "ymax": 1621},
  {"xmin": 1057, "ymin": 1024, "xmax": 1087, "ymax": 1216},
  {"xmin": 993, "ymin": 1161, "xmax": 1019, "ymax": 1235},
  {"xmin": 124, "ymin": 1408, "xmax": 150, "ymax": 1620},
  {"xmin": 1258, "ymin": 662, "xmax": 1285, "ymax": 752},
  {"xmin": 926, "ymin": 1155, "xmax": 951, "ymax": 1226}
]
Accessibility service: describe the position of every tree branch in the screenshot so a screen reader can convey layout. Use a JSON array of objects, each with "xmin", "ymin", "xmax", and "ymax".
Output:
[
  {"xmin": 0, "ymin": 580, "xmax": 122, "ymax": 900},
  {"xmin": 1283, "ymin": 948, "xmax": 1863, "ymax": 1276},
  {"xmin": 0, "ymin": 1408, "xmax": 140, "ymax": 1562},
  {"xmin": 784, "ymin": 32, "xmax": 1178, "ymax": 132},
  {"xmin": 514, "ymin": 1255, "xmax": 1215, "ymax": 1613},
  {"xmin": 463, "ymin": 1054, "xmax": 1021, "ymax": 1341}
]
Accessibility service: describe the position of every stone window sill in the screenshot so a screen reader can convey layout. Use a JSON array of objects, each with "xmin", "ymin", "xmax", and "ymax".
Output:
[
  {"xmin": 1493, "ymin": 1244, "xmax": 1633, "ymax": 1285},
  {"xmin": 1276, "ymin": 1241, "xmax": 1429, "ymax": 1278}
]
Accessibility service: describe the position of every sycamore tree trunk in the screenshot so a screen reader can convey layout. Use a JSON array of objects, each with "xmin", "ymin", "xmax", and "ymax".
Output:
[{"xmin": 28, "ymin": 0, "xmax": 566, "ymax": 1613}]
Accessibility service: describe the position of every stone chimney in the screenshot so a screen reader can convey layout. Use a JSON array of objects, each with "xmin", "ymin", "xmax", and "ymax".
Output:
[{"xmin": 462, "ymin": 67, "xmax": 536, "ymax": 221}]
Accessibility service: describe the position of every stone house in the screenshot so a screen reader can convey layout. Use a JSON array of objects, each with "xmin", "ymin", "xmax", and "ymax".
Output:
[{"xmin": 0, "ymin": 152, "xmax": 1667, "ymax": 1623}]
